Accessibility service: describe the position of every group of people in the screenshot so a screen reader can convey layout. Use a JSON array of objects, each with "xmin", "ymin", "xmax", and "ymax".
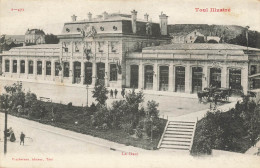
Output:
[
  {"xmin": 110, "ymin": 88, "xmax": 126, "ymax": 99},
  {"xmin": 5, "ymin": 127, "xmax": 26, "ymax": 145}
]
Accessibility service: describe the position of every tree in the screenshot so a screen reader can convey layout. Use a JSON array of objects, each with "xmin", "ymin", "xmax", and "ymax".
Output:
[
  {"xmin": 92, "ymin": 80, "xmax": 108, "ymax": 106},
  {"xmin": 146, "ymin": 100, "xmax": 159, "ymax": 118},
  {"xmin": 45, "ymin": 34, "xmax": 59, "ymax": 44}
]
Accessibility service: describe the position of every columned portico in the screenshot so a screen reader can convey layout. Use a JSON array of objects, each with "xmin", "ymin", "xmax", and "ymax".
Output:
[
  {"xmin": 92, "ymin": 61, "xmax": 96, "ymax": 86},
  {"xmin": 221, "ymin": 65, "xmax": 227, "ymax": 88},
  {"xmin": 153, "ymin": 62, "xmax": 158, "ymax": 91},
  {"xmin": 168, "ymin": 63, "xmax": 174, "ymax": 92},
  {"xmin": 17, "ymin": 58, "xmax": 20, "ymax": 76},
  {"xmin": 202, "ymin": 65, "xmax": 208, "ymax": 89},
  {"xmin": 42, "ymin": 60, "xmax": 46, "ymax": 79},
  {"xmin": 241, "ymin": 65, "xmax": 248, "ymax": 94},
  {"xmin": 138, "ymin": 62, "xmax": 143, "ymax": 89},
  {"xmin": 51, "ymin": 59, "xmax": 55, "ymax": 80},
  {"xmin": 25, "ymin": 57, "xmax": 29, "ymax": 78},
  {"xmin": 185, "ymin": 64, "xmax": 191, "ymax": 93},
  {"xmin": 33, "ymin": 59, "xmax": 37, "ymax": 78},
  {"xmin": 80, "ymin": 61, "xmax": 85, "ymax": 84}
]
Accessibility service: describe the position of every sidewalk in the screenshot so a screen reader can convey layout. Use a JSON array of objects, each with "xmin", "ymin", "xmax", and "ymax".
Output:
[
  {"xmin": 0, "ymin": 112, "xmax": 147, "ymax": 154},
  {"xmin": 169, "ymin": 97, "xmax": 241, "ymax": 121}
]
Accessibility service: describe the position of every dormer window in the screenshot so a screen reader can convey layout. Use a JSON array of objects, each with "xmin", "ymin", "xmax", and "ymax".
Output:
[
  {"xmin": 100, "ymin": 26, "xmax": 104, "ymax": 31},
  {"xmin": 66, "ymin": 28, "xmax": 70, "ymax": 32},
  {"xmin": 113, "ymin": 26, "xmax": 117, "ymax": 31}
]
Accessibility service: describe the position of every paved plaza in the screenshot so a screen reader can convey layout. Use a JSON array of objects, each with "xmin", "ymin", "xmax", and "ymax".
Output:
[{"xmin": 0, "ymin": 78, "xmax": 210, "ymax": 119}]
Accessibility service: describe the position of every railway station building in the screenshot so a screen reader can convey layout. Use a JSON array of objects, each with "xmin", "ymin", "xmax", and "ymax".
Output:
[{"xmin": 1, "ymin": 11, "xmax": 260, "ymax": 94}]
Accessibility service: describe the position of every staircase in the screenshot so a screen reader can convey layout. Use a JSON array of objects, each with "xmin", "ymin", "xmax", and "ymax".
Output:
[{"xmin": 157, "ymin": 120, "xmax": 197, "ymax": 153}]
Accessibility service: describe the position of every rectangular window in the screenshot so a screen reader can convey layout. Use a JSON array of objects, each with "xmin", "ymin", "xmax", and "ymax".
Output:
[
  {"xmin": 110, "ymin": 64, "xmax": 117, "ymax": 81},
  {"xmin": 251, "ymin": 65, "xmax": 257, "ymax": 75},
  {"xmin": 111, "ymin": 42, "xmax": 118, "ymax": 53},
  {"xmin": 46, "ymin": 61, "xmax": 51, "ymax": 75},
  {"xmin": 75, "ymin": 42, "xmax": 80, "ymax": 52},
  {"xmin": 20, "ymin": 60, "xmax": 25, "ymax": 73},
  {"xmin": 5, "ymin": 60, "xmax": 10, "ymax": 72},
  {"xmin": 63, "ymin": 62, "xmax": 70, "ymax": 77},
  {"xmin": 55, "ymin": 62, "xmax": 60, "ymax": 76},
  {"xmin": 98, "ymin": 42, "xmax": 104, "ymax": 52},
  {"xmin": 13, "ymin": 60, "xmax": 17, "ymax": 73},
  {"xmin": 63, "ymin": 42, "xmax": 69, "ymax": 52},
  {"xmin": 37, "ymin": 61, "xmax": 42, "ymax": 75},
  {"xmin": 28, "ymin": 60, "xmax": 34, "ymax": 74}
]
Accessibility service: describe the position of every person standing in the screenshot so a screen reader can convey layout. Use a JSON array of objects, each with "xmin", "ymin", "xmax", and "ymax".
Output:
[
  {"xmin": 121, "ymin": 88, "xmax": 125, "ymax": 98},
  {"xmin": 114, "ymin": 89, "xmax": 118, "ymax": 99},
  {"xmin": 110, "ymin": 89, "xmax": 114, "ymax": 98},
  {"xmin": 20, "ymin": 132, "xmax": 25, "ymax": 145}
]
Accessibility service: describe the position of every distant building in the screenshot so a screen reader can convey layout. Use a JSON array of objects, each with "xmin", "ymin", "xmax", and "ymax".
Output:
[
  {"xmin": 25, "ymin": 29, "xmax": 45, "ymax": 45},
  {"xmin": 171, "ymin": 29, "xmax": 221, "ymax": 44}
]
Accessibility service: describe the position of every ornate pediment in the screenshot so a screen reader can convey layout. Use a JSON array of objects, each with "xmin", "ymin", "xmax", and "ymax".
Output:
[{"xmin": 81, "ymin": 24, "xmax": 97, "ymax": 38}]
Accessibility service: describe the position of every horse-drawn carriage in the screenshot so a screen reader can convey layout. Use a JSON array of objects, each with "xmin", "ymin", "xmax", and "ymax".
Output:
[{"xmin": 197, "ymin": 87, "xmax": 231, "ymax": 103}]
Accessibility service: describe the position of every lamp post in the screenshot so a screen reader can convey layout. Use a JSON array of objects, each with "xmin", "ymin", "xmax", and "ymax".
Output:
[
  {"xmin": 85, "ymin": 48, "xmax": 91, "ymax": 107},
  {"xmin": 150, "ymin": 115, "xmax": 154, "ymax": 142},
  {"xmin": 1, "ymin": 94, "xmax": 10, "ymax": 155}
]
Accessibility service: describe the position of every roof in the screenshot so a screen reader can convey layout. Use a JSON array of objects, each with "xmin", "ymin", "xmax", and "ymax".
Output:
[
  {"xmin": 10, "ymin": 44, "xmax": 60, "ymax": 50},
  {"xmin": 5, "ymin": 35, "xmax": 25, "ymax": 42},
  {"xmin": 143, "ymin": 43, "xmax": 260, "ymax": 51},
  {"xmin": 25, "ymin": 29, "xmax": 45, "ymax": 35}
]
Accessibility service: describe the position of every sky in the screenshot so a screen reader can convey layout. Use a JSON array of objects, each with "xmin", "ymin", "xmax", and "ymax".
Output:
[{"xmin": 0, "ymin": 0, "xmax": 260, "ymax": 35}]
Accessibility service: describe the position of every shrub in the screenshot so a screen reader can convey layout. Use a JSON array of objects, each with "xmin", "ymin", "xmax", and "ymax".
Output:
[
  {"xmin": 146, "ymin": 100, "xmax": 159, "ymax": 118},
  {"xmin": 92, "ymin": 80, "xmax": 108, "ymax": 106},
  {"xmin": 120, "ymin": 122, "xmax": 134, "ymax": 135},
  {"xmin": 135, "ymin": 128, "xmax": 143, "ymax": 138},
  {"xmin": 67, "ymin": 102, "xmax": 73, "ymax": 109}
]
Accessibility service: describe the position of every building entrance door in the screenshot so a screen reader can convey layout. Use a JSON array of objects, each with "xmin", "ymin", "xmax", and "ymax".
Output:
[
  {"xmin": 74, "ymin": 62, "xmax": 81, "ymax": 84},
  {"xmin": 159, "ymin": 66, "xmax": 169, "ymax": 91},
  {"xmin": 97, "ymin": 62, "xmax": 105, "ymax": 84},
  {"xmin": 229, "ymin": 69, "xmax": 241, "ymax": 90},
  {"xmin": 144, "ymin": 65, "xmax": 153, "ymax": 90},
  {"xmin": 210, "ymin": 68, "xmax": 221, "ymax": 88},
  {"xmin": 175, "ymin": 66, "xmax": 185, "ymax": 92},
  {"xmin": 85, "ymin": 62, "xmax": 92, "ymax": 85},
  {"xmin": 130, "ymin": 65, "xmax": 139, "ymax": 88},
  {"xmin": 192, "ymin": 67, "xmax": 203, "ymax": 93}
]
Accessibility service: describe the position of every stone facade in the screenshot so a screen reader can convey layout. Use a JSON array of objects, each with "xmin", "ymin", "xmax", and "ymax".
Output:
[{"xmin": 1, "ymin": 11, "xmax": 260, "ymax": 95}]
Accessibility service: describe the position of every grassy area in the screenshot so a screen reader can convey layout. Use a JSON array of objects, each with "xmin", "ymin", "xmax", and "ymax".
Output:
[{"xmin": 6, "ymin": 101, "xmax": 166, "ymax": 150}]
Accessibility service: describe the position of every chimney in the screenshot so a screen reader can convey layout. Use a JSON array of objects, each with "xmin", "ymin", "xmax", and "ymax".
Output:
[
  {"xmin": 103, "ymin": 11, "xmax": 108, "ymax": 20},
  {"xmin": 71, "ymin": 14, "xmax": 77, "ymax": 22},
  {"xmin": 88, "ymin": 12, "xmax": 92, "ymax": 21},
  {"xmin": 144, "ymin": 13, "xmax": 149, "ymax": 22},
  {"xmin": 131, "ymin": 10, "xmax": 137, "ymax": 34},
  {"xmin": 159, "ymin": 12, "xmax": 168, "ymax": 36}
]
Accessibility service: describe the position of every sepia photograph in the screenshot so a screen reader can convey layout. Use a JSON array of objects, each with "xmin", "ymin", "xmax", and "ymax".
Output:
[{"xmin": 0, "ymin": 0, "xmax": 260, "ymax": 167}]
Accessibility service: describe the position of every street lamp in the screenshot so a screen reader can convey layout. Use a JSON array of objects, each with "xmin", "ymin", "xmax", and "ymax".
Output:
[
  {"xmin": 150, "ymin": 115, "xmax": 154, "ymax": 142},
  {"xmin": 1, "ymin": 94, "xmax": 10, "ymax": 155},
  {"xmin": 85, "ymin": 49, "xmax": 91, "ymax": 107}
]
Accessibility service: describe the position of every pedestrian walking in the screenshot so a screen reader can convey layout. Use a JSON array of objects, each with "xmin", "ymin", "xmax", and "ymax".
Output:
[
  {"xmin": 121, "ymin": 88, "xmax": 125, "ymax": 98},
  {"xmin": 20, "ymin": 132, "xmax": 25, "ymax": 145},
  {"xmin": 110, "ymin": 89, "xmax": 114, "ymax": 98},
  {"xmin": 114, "ymin": 89, "xmax": 118, "ymax": 98},
  {"xmin": 10, "ymin": 132, "xmax": 16, "ymax": 142}
]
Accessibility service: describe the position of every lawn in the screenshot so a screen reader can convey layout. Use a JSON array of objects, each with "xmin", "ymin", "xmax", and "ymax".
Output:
[{"xmin": 6, "ymin": 101, "xmax": 167, "ymax": 150}]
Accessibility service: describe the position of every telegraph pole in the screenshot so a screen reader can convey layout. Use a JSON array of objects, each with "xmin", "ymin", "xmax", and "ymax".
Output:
[{"xmin": 4, "ymin": 107, "xmax": 7, "ymax": 155}]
